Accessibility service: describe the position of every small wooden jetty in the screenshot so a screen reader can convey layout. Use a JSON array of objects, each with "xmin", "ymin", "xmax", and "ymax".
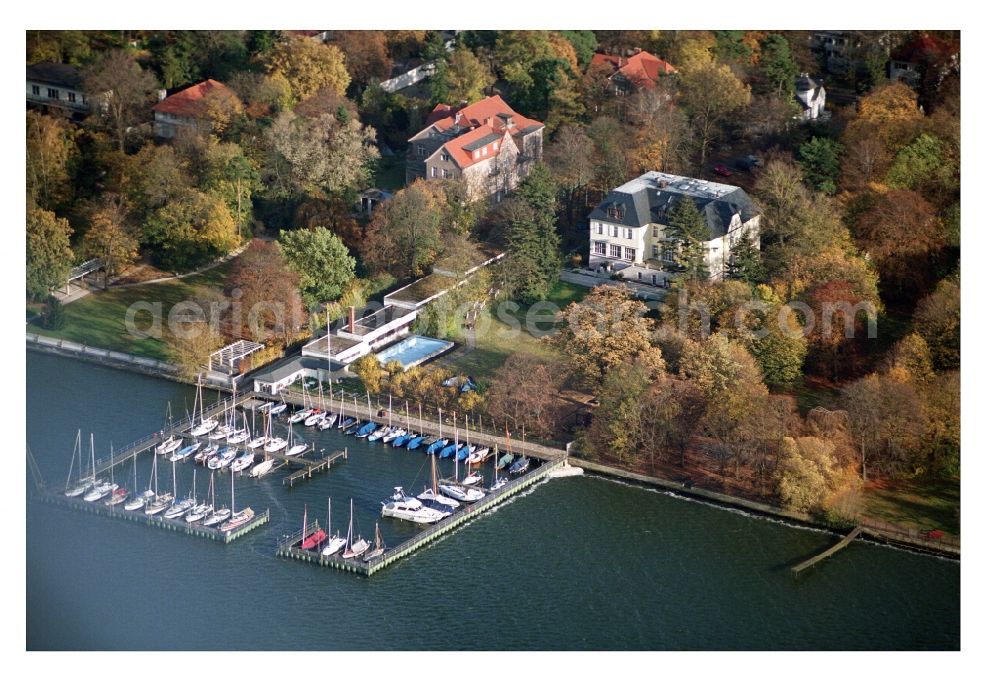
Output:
[
  {"xmin": 282, "ymin": 448, "xmax": 348, "ymax": 487},
  {"xmin": 277, "ymin": 458, "xmax": 565, "ymax": 576},
  {"xmin": 38, "ymin": 492, "xmax": 269, "ymax": 544},
  {"xmin": 791, "ymin": 526, "xmax": 863, "ymax": 577}
]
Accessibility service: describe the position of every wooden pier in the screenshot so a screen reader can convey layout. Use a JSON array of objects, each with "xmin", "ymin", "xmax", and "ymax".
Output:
[
  {"xmin": 282, "ymin": 449, "xmax": 348, "ymax": 487},
  {"xmin": 38, "ymin": 492, "xmax": 270, "ymax": 543},
  {"xmin": 791, "ymin": 526, "xmax": 863, "ymax": 577},
  {"xmin": 276, "ymin": 457, "xmax": 565, "ymax": 576}
]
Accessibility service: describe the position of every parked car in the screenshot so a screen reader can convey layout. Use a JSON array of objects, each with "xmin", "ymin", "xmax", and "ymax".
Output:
[
  {"xmin": 713, "ymin": 164, "xmax": 733, "ymax": 177},
  {"xmin": 734, "ymin": 154, "xmax": 763, "ymax": 171}
]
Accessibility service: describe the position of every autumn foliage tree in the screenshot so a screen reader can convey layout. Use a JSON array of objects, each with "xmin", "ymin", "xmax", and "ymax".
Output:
[
  {"xmin": 265, "ymin": 36, "xmax": 350, "ymax": 103},
  {"xmin": 485, "ymin": 354, "xmax": 567, "ymax": 440},
  {"xmin": 226, "ymin": 240, "xmax": 304, "ymax": 346}
]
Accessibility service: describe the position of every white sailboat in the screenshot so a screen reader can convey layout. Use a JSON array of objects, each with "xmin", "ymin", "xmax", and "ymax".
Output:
[
  {"xmin": 202, "ymin": 472, "xmax": 230, "ymax": 526},
  {"xmin": 155, "ymin": 402, "xmax": 183, "ymax": 455},
  {"xmin": 321, "ymin": 496, "xmax": 347, "ymax": 556},
  {"xmin": 416, "ymin": 451, "xmax": 460, "ymax": 509},
  {"xmin": 164, "ymin": 465, "xmax": 195, "ymax": 519},
  {"xmin": 341, "ymin": 499, "xmax": 369, "ymax": 558},
  {"xmin": 189, "ymin": 375, "xmax": 219, "ymax": 436},
  {"xmin": 185, "ymin": 471, "xmax": 214, "ymax": 522},
  {"xmin": 63, "ymin": 430, "xmax": 92, "ymax": 497},
  {"xmin": 218, "ymin": 467, "xmax": 254, "ymax": 532},
  {"xmin": 124, "ymin": 452, "xmax": 153, "ymax": 510},
  {"xmin": 144, "ymin": 452, "xmax": 173, "ymax": 515},
  {"xmin": 104, "ymin": 443, "xmax": 129, "ymax": 506},
  {"xmin": 83, "ymin": 434, "xmax": 117, "ymax": 502}
]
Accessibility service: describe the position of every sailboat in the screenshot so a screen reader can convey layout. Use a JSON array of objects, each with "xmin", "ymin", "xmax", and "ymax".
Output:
[
  {"xmin": 186, "ymin": 471, "xmax": 215, "ymax": 522},
  {"xmin": 337, "ymin": 391, "xmax": 355, "ymax": 430},
  {"xmin": 144, "ymin": 452, "xmax": 173, "ymax": 515},
  {"xmin": 202, "ymin": 472, "xmax": 231, "ymax": 526},
  {"xmin": 208, "ymin": 446, "xmax": 237, "ymax": 470},
  {"xmin": 288, "ymin": 377, "xmax": 313, "ymax": 424},
  {"xmin": 189, "ymin": 375, "xmax": 219, "ymax": 436},
  {"xmin": 124, "ymin": 452, "xmax": 153, "ymax": 510},
  {"xmin": 230, "ymin": 449, "xmax": 255, "ymax": 473},
  {"xmin": 489, "ymin": 443, "xmax": 508, "ymax": 492},
  {"xmin": 300, "ymin": 504, "xmax": 327, "ymax": 550},
  {"xmin": 407, "ymin": 403, "xmax": 426, "ymax": 450},
  {"xmin": 251, "ymin": 431, "xmax": 277, "ymax": 477},
  {"xmin": 438, "ymin": 428, "xmax": 484, "ymax": 503},
  {"xmin": 416, "ymin": 451, "xmax": 459, "ymax": 510},
  {"xmin": 164, "ymin": 465, "xmax": 195, "ymax": 518},
  {"xmin": 63, "ymin": 430, "xmax": 92, "ymax": 497},
  {"xmin": 170, "ymin": 441, "xmax": 201, "ymax": 463},
  {"xmin": 305, "ymin": 379, "xmax": 327, "ymax": 427},
  {"xmin": 83, "ymin": 435, "xmax": 116, "ymax": 502},
  {"xmin": 341, "ymin": 499, "xmax": 369, "ymax": 558},
  {"xmin": 285, "ymin": 419, "xmax": 307, "ymax": 457},
  {"xmin": 321, "ymin": 497, "xmax": 347, "ymax": 556},
  {"xmin": 218, "ymin": 468, "xmax": 253, "ymax": 531},
  {"xmin": 104, "ymin": 444, "xmax": 129, "ymax": 505},
  {"xmin": 263, "ymin": 413, "xmax": 288, "ymax": 453},
  {"xmin": 426, "ymin": 408, "xmax": 448, "ymax": 455},
  {"xmin": 209, "ymin": 383, "xmax": 239, "ymax": 440},
  {"xmin": 226, "ymin": 412, "xmax": 251, "ymax": 445},
  {"xmin": 497, "ymin": 426, "xmax": 515, "ymax": 470},
  {"xmin": 155, "ymin": 402, "xmax": 183, "ymax": 455},
  {"xmin": 363, "ymin": 523, "xmax": 385, "ymax": 562}
]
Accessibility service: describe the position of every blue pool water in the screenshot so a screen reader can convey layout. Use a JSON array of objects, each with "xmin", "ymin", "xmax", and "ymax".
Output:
[{"xmin": 375, "ymin": 335, "xmax": 453, "ymax": 369}]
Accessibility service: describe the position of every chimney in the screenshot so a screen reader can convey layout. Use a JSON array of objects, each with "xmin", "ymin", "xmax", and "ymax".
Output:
[
  {"xmin": 157, "ymin": 89, "xmax": 167, "ymax": 102},
  {"xmin": 349, "ymin": 306, "xmax": 355, "ymax": 334}
]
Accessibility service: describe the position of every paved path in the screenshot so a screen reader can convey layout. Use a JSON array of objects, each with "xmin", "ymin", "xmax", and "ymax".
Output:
[{"xmin": 559, "ymin": 270, "xmax": 669, "ymax": 301}]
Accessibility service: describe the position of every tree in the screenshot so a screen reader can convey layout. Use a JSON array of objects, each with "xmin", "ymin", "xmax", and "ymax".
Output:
[
  {"xmin": 83, "ymin": 50, "xmax": 158, "ymax": 153},
  {"xmin": 124, "ymin": 143, "xmax": 192, "ymax": 218},
  {"xmin": 923, "ymin": 369, "xmax": 960, "ymax": 477},
  {"xmin": 26, "ymin": 111, "xmax": 78, "ymax": 212},
  {"xmin": 759, "ymin": 34, "xmax": 799, "ymax": 97},
  {"xmin": 142, "ymin": 188, "xmax": 239, "ymax": 271},
  {"xmin": 199, "ymin": 140, "xmax": 260, "ymax": 230},
  {"xmin": 27, "ymin": 204, "xmax": 74, "ymax": 301},
  {"xmin": 165, "ymin": 318, "xmax": 225, "ymax": 381},
  {"xmin": 545, "ymin": 124, "xmax": 595, "ymax": 225},
  {"xmin": 276, "ymin": 227, "xmax": 356, "ymax": 308},
  {"xmin": 886, "ymin": 133, "xmax": 958, "ymax": 204},
  {"xmin": 666, "ymin": 195, "xmax": 710, "ymax": 283},
  {"xmin": 842, "ymin": 373, "xmax": 927, "ymax": 480},
  {"xmin": 678, "ymin": 62, "xmax": 751, "ymax": 165},
  {"xmin": 582, "ymin": 359, "xmax": 653, "ymax": 463},
  {"xmin": 743, "ymin": 295, "xmax": 808, "ymax": 388},
  {"xmin": 328, "ymin": 31, "xmax": 392, "ymax": 90},
  {"xmin": 226, "ymin": 240, "xmax": 304, "ymax": 345},
  {"xmin": 549, "ymin": 285, "xmax": 666, "ymax": 389},
  {"xmin": 82, "ymin": 194, "xmax": 138, "ymax": 289},
  {"xmin": 558, "ymin": 30, "xmax": 598, "ymax": 67},
  {"xmin": 913, "ymin": 277, "xmax": 960, "ymax": 370},
  {"xmin": 851, "ymin": 188, "xmax": 947, "ymax": 300},
  {"xmin": 362, "ymin": 180, "xmax": 445, "ymax": 277},
  {"xmin": 503, "ymin": 165, "xmax": 562, "ymax": 302},
  {"xmin": 351, "ymin": 353, "xmax": 384, "ymax": 393},
  {"xmin": 776, "ymin": 436, "xmax": 854, "ymax": 513},
  {"xmin": 434, "ymin": 46, "xmax": 493, "ymax": 104},
  {"xmin": 265, "ymin": 111, "xmax": 379, "ymax": 197},
  {"xmin": 41, "ymin": 295, "xmax": 66, "ymax": 330},
  {"xmin": 798, "ymin": 136, "xmax": 844, "ymax": 195},
  {"xmin": 485, "ymin": 354, "xmax": 567, "ymax": 440},
  {"xmin": 265, "ymin": 36, "xmax": 350, "ymax": 103},
  {"xmin": 726, "ymin": 235, "xmax": 765, "ymax": 284}
]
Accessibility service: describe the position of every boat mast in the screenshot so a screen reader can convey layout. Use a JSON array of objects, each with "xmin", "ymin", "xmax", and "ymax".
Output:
[
  {"xmin": 404, "ymin": 400, "xmax": 409, "ymax": 433},
  {"xmin": 89, "ymin": 433, "xmax": 96, "ymax": 484},
  {"xmin": 388, "ymin": 393, "xmax": 393, "ymax": 428},
  {"xmin": 438, "ymin": 408, "xmax": 443, "ymax": 440},
  {"xmin": 231, "ymin": 465, "xmax": 236, "ymax": 512},
  {"xmin": 327, "ymin": 497, "xmax": 332, "ymax": 539},
  {"xmin": 171, "ymin": 453, "xmax": 177, "ymax": 498},
  {"xmin": 109, "ymin": 443, "xmax": 114, "ymax": 486},
  {"xmin": 132, "ymin": 452, "xmax": 138, "ymax": 494},
  {"xmin": 65, "ymin": 429, "xmax": 81, "ymax": 489},
  {"xmin": 302, "ymin": 504, "xmax": 307, "ymax": 546},
  {"xmin": 366, "ymin": 391, "xmax": 372, "ymax": 422},
  {"xmin": 453, "ymin": 413, "xmax": 459, "ymax": 482},
  {"xmin": 418, "ymin": 403, "xmax": 423, "ymax": 436}
]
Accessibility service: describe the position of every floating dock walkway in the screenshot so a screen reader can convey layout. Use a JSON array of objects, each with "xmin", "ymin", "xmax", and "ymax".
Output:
[
  {"xmin": 282, "ymin": 449, "xmax": 347, "ymax": 487},
  {"xmin": 37, "ymin": 492, "xmax": 269, "ymax": 543},
  {"xmin": 276, "ymin": 458, "xmax": 565, "ymax": 576},
  {"xmin": 791, "ymin": 526, "xmax": 863, "ymax": 576}
]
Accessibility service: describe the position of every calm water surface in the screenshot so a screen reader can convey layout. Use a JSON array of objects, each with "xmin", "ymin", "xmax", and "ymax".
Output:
[{"xmin": 26, "ymin": 352, "xmax": 959, "ymax": 650}]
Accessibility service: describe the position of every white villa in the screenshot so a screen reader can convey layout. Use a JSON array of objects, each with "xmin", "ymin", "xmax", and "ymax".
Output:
[{"xmin": 588, "ymin": 171, "xmax": 760, "ymax": 284}]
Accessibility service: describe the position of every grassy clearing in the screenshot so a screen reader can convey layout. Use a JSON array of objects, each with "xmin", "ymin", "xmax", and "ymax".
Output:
[
  {"xmin": 442, "ymin": 280, "xmax": 589, "ymax": 381},
  {"xmin": 373, "ymin": 156, "xmax": 406, "ymax": 191},
  {"xmin": 860, "ymin": 477, "xmax": 960, "ymax": 534},
  {"xmin": 28, "ymin": 262, "xmax": 233, "ymax": 361}
]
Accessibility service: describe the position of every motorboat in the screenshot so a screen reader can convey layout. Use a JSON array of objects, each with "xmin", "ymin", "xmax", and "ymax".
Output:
[
  {"xmin": 382, "ymin": 489, "xmax": 448, "ymax": 523},
  {"xmin": 230, "ymin": 451, "xmax": 255, "ymax": 473},
  {"xmin": 250, "ymin": 456, "xmax": 275, "ymax": 478},
  {"xmin": 170, "ymin": 442, "xmax": 201, "ymax": 463},
  {"xmin": 438, "ymin": 481, "xmax": 484, "ymax": 503}
]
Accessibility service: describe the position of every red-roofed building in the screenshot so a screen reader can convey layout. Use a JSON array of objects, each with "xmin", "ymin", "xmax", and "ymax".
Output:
[
  {"xmin": 589, "ymin": 49, "xmax": 676, "ymax": 94},
  {"xmin": 406, "ymin": 95, "xmax": 544, "ymax": 202},
  {"xmin": 153, "ymin": 79, "xmax": 238, "ymax": 139}
]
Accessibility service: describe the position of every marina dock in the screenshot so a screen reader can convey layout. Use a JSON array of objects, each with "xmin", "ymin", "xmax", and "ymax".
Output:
[
  {"xmin": 276, "ymin": 457, "xmax": 565, "ymax": 576},
  {"xmin": 38, "ymin": 492, "xmax": 269, "ymax": 543},
  {"xmin": 282, "ymin": 448, "xmax": 348, "ymax": 487},
  {"xmin": 791, "ymin": 526, "xmax": 863, "ymax": 576}
]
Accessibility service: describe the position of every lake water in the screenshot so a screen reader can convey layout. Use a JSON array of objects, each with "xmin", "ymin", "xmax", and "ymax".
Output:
[{"xmin": 26, "ymin": 351, "xmax": 960, "ymax": 650}]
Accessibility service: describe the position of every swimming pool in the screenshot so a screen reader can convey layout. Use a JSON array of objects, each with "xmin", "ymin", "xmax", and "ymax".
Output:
[{"xmin": 374, "ymin": 335, "xmax": 454, "ymax": 370}]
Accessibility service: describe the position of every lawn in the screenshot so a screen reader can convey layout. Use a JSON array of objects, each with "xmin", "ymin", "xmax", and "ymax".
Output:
[
  {"xmin": 441, "ymin": 280, "xmax": 589, "ymax": 381},
  {"xmin": 859, "ymin": 477, "xmax": 960, "ymax": 535},
  {"xmin": 373, "ymin": 155, "xmax": 406, "ymax": 191},
  {"xmin": 28, "ymin": 261, "xmax": 233, "ymax": 362}
]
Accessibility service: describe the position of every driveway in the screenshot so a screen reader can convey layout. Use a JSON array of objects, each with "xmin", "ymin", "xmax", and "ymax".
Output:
[{"xmin": 559, "ymin": 270, "xmax": 669, "ymax": 302}]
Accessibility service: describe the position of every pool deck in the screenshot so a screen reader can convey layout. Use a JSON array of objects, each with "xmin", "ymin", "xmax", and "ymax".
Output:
[{"xmin": 375, "ymin": 336, "xmax": 454, "ymax": 370}]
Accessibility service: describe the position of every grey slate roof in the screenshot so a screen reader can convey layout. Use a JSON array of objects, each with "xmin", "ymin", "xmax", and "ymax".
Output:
[
  {"xmin": 26, "ymin": 62, "xmax": 83, "ymax": 89},
  {"xmin": 588, "ymin": 171, "xmax": 759, "ymax": 240}
]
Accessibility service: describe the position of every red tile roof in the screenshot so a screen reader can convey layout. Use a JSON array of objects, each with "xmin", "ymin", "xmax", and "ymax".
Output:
[
  {"xmin": 153, "ymin": 79, "xmax": 235, "ymax": 118},
  {"xmin": 419, "ymin": 95, "xmax": 542, "ymax": 169},
  {"xmin": 589, "ymin": 50, "xmax": 676, "ymax": 90},
  {"xmin": 439, "ymin": 123, "xmax": 511, "ymax": 169},
  {"xmin": 425, "ymin": 95, "xmax": 542, "ymax": 134}
]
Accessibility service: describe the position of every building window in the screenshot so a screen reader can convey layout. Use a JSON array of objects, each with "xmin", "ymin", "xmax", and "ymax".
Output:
[
  {"xmin": 417, "ymin": 146, "xmax": 427, "ymax": 157},
  {"xmin": 626, "ymin": 229, "xmax": 633, "ymax": 240},
  {"xmin": 624, "ymin": 247, "xmax": 636, "ymax": 262},
  {"xmin": 664, "ymin": 249, "xmax": 676, "ymax": 263},
  {"xmin": 652, "ymin": 245, "xmax": 659, "ymax": 259},
  {"xmin": 637, "ymin": 272, "xmax": 643, "ymax": 281},
  {"xmin": 612, "ymin": 226, "xmax": 619, "ymax": 238},
  {"xmin": 493, "ymin": 142, "xmax": 498, "ymax": 151},
  {"xmin": 609, "ymin": 244, "xmax": 622, "ymax": 259},
  {"xmin": 592, "ymin": 241, "xmax": 607, "ymax": 256},
  {"xmin": 67, "ymin": 92, "xmax": 76, "ymax": 103},
  {"xmin": 442, "ymin": 169, "xmax": 452, "ymax": 179},
  {"xmin": 596, "ymin": 223, "xmax": 603, "ymax": 235},
  {"xmin": 31, "ymin": 85, "xmax": 39, "ymax": 96},
  {"xmin": 440, "ymin": 153, "xmax": 447, "ymax": 161},
  {"xmin": 653, "ymin": 227, "xmax": 658, "ymax": 238},
  {"xmin": 47, "ymin": 88, "xmax": 59, "ymax": 99},
  {"xmin": 431, "ymin": 166, "xmax": 438, "ymax": 178}
]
